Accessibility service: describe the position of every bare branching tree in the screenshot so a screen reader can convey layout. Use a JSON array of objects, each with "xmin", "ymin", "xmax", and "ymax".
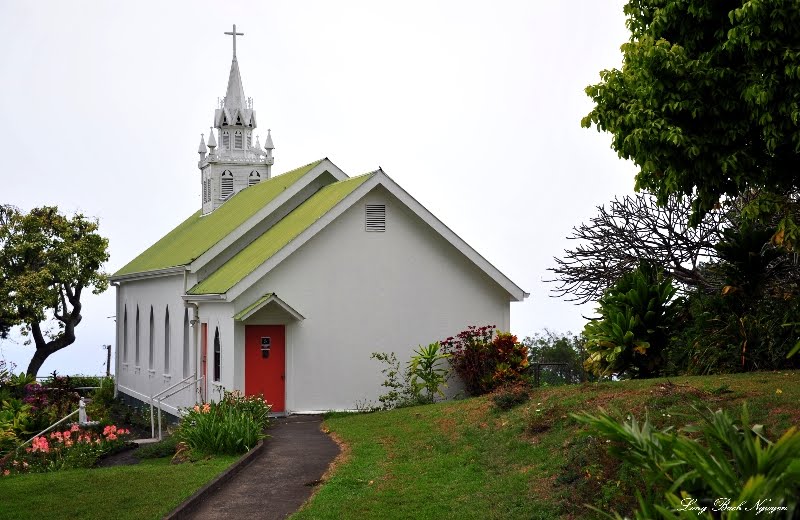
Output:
[{"xmin": 548, "ymin": 193, "xmax": 728, "ymax": 304}]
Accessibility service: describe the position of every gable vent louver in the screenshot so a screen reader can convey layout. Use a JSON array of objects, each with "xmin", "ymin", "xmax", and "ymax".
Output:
[{"xmin": 365, "ymin": 204, "xmax": 386, "ymax": 232}]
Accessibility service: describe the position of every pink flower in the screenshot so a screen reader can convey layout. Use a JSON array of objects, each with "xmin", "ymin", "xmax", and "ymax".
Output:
[
  {"xmin": 31, "ymin": 436, "xmax": 50, "ymax": 453},
  {"xmin": 70, "ymin": 424, "xmax": 80, "ymax": 432},
  {"xmin": 2, "ymin": 470, "xmax": 9, "ymax": 476},
  {"xmin": 202, "ymin": 403, "xmax": 211, "ymax": 413},
  {"xmin": 106, "ymin": 433, "xmax": 117, "ymax": 441},
  {"xmin": 193, "ymin": 405, "xmax": 200, "ymax": 412}
]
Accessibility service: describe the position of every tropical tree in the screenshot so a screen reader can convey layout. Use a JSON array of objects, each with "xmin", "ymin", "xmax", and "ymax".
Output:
[
  {"xmin": 0, "ymin": 205, "xmax": 109, "ymax": 377},
  {"xmin": 549, "ymin": 192, "xmax": 725, "ymax": 303},
  {"xmin": 582, "ymin": 0, "xmax": 800, "ymax": 242}
]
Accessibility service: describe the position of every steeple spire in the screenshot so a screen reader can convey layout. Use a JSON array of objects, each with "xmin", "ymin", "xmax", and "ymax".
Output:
[
  {"xmin": 198, "ymin": 24, "xmax": 275, "ymax": 215},
  {"xmin": 224, "ymin": 58, "xmax": 247, "ymax": 109}
]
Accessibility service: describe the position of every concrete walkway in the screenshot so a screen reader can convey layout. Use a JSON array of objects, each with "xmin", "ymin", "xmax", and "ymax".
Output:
[{"xmin": 186, "ymin": 415, "xmax": 340, "ymax": 520}]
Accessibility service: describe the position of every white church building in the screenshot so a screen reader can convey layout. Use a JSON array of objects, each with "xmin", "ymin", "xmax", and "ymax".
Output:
[{"xmin": 112, "ymin": 26, "xmax": 527, "ymax": 415}]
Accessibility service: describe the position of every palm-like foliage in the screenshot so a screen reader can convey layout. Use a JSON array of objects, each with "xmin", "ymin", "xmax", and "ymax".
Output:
[
  {"xmin": 583, "ymin": 263, "xmax": 679, "ymax": 378},
  {"xmin": 573, "ymin": 405, "xmax": 800, "ymax": 519}
]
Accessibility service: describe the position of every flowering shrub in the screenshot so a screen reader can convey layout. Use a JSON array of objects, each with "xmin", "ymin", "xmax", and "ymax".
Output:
[
  {"xmin": 441, "ymin": 326, "xmax": 529, "ymax": 395},
  {"xmin": 23, "ymin": 382, "xmax": 80, "ymax": 430},
  {"xmin": 0, "ymin": 423, "xmax": 131, "ymax": 476},
  {"xmin": 177, "ymin": 391, "xmax": 270, "ymax": 455}
]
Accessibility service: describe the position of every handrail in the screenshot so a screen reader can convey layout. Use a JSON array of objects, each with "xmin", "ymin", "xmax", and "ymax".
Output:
[
  {"xmin": 156, "ymin": 378, "xmax": 199, "ymax": 440},
  {"xmin": 149, "ymin": 374, "xmax": 197, "ymax": 439},
  {"xmin": 18, "ymin": 410, "xmax": 78, "ymax": 449}
]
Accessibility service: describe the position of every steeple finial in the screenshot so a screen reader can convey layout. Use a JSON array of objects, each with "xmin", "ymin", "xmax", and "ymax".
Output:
[
  {"xmin": 224, "ymin": 24, "xmax": 244, "ymax": 58},
  {"xmin": 198, "ymin": 133, "xmax": 207, "ymax": 155}
]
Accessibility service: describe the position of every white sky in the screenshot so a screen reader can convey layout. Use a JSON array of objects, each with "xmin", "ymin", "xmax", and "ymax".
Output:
[{"xmin": 0, "ymin": 0, "xmax": 638, "ymax": 376}]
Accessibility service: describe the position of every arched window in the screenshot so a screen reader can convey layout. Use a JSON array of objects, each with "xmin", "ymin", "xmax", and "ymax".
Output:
[
  {"xmin": 222, "ymin": 131, "xmax": 230, "ymax": 149},
  {"xmin": 135, "ymin": 305, "xmax": 140, "ymax": 366},
  {"xmin": 148, "ymin": 306, "xmax": 155, "ymax": 369},
  {"xmin": 234, "ymin": 130, "xmax": 243, "ymax": 149},
  {"xmin": 221, "ymin": 170, "xmax": 234, "ymax": 199},
  {"xmin": 122, "ymin": 306, "xmax": 128, "ymax": 363},
  {"xmin": 213, "ymin": 327, "xmax": 221, "ymax": 382},
  {"xmin": 164, "ymin": 306, "xmax": 170, "ymax": 373},
  {"xmin": 183, "ymin": 308, "xmax": 190, "ymax": 378},
  {"xmin": 248, "ymin": 170, "xmax": 261, "ymax": 187}
]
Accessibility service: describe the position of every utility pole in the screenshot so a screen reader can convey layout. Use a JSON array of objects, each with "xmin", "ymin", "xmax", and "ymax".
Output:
[{"xmin": 103, "ymin": 344, "xmax": 111, "ymax": 378}]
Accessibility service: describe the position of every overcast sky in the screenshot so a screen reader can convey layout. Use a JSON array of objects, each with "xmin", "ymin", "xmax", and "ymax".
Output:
[{"xmin": 0, "ymin": 0, "xmax": 638, "ymax": 376}]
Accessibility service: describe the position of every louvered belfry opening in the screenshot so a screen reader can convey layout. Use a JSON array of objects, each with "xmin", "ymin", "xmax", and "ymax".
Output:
[
  {"xmin": 221, "ymin": 170, "xmax": 234, "ymax": 199},
  {"xmin": 365, "ymin": 204, "xmax": 386, "ymax": 232}
]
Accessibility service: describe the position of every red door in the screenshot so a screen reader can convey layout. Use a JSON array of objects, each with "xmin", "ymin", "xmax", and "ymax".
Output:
[
  {"xmin": 245, "ymin": 325, "xmax": 285, "ymax": 412},
  {"xmin": 200, "ymin": 323, "xmax": 208, "ymax": 402}
]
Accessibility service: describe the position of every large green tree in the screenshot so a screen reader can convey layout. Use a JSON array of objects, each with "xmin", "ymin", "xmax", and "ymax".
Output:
[
  {"xmin": 0, "ymin": 205, "xmax": 109, "ymax": 377},
  {"xmin": 583, "ymin": 0, "xmax": 800, "ymax": 238}
]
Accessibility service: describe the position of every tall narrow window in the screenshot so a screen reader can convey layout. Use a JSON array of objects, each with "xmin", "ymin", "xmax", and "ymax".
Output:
[
  {"xmin": 164, "ymin": 306, "xmax": 170, "ymax": 374},
  {"xmin": 202, "ymin": 176, "xmax": 208, "ymax": 203},
  {"xmin": 206, "ymin": 178, "xmax": 212, "ymax": 202},
  {"xmin": 248, "ymin": 170, "xmax": 261, "ymax": 186},
  {"xmin": 221, "ymin": 170, "xmax": 234, "ymax": 199},
  {"xmin": 183, "ymin": 308, "xmax": 190, "ymax": 378},
  {"xmin": 135, "ymin": 306, "xmax": 140, "ymax": 366},
  {"xmin": 222, "ymin": 131, "xmax": 230, "ymax": 149},
  {"xmin": 234, "ymin": 130, "xmax": 243, "ymax": 149},
  {"xmin": 148, "ymin": 306, "xmax": 155, "ymax": 369},
  {"xmin": 122, "ymin": 306, "xmax": 128, "ymax": 363},
  {"xmin": 246, "ymin": 133, "xmax": 252, "ymax": 148},
  {"xmin": 213, "ymin": 327, "xmax": 221, "ymax": 382}
]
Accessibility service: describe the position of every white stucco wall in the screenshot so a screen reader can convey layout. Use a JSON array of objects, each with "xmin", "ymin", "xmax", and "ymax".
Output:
[
  {"xmin": 235, "ymin": 185, "xmax": 512, "ymax": 412},
  {"xmin": 115, "ymin": 275, "xmax": 198, "ymax": 415}
]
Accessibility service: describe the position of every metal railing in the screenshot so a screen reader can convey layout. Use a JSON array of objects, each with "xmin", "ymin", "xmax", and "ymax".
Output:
[
  {"xmin": 149, "ymin": 374, "xmax": 199, "ymax": 440},
  {"xmin": 530, "ymin": 362, "xmax": 586, "ymax": 386},
  {"xmin": 18, "ymin": 397, "xmax": 94, "ymax": 450}
]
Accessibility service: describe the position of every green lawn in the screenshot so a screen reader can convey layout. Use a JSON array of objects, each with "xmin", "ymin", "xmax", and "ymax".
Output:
[
  {"xmin": 0, "ymin": 455, "xmax": 237, "ymax": 520},
  {"xmin": 293, "ymin": 371, "xmax": 800, "ymax": 520}
]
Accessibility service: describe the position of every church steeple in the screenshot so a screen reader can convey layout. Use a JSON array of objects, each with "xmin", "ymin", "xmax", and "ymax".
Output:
[{"xmin": 198, "ymin": 24, "xmax": 275, "ymax": 215}]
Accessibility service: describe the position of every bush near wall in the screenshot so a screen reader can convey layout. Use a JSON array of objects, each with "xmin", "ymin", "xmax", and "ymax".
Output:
[
  {"xmin": 177, "ymin": 391, "xmax": 271, "ymax": 455},
  {"xmin": 441, "ymin": 326, "xmax": 529, "ymax": 395}
]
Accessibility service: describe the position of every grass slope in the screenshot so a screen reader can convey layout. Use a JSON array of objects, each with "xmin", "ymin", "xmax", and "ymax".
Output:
[
  {"xmin": 0, "ymin": 455, "xmax": 237, "ymax": 520},
  {"xmin": 296, "ymin": 371, "xmax": 800, "ymax": 520}
]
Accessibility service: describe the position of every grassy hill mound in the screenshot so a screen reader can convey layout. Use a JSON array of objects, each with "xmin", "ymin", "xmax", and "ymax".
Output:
[{"xmin": 294, "ymin": 371, "xmax": 800, "ymax": 520}]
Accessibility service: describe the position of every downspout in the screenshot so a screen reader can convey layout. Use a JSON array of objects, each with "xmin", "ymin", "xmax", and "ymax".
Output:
[
  {"xmin": 183, "ymin": 268, "xmax": 201, "ymax": 404},
  {"xmin": 111, "ymin": 281, "xmax": 120, "ymax": 398}
]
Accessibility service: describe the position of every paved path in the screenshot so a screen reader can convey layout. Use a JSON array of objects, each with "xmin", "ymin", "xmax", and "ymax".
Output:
[{"xmin": 188, "ymin": 415, "xmax": 340, "ymax": 520}]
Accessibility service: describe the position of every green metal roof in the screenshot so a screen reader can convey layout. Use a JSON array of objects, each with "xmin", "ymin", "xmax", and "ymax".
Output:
[
  {"xmin": 189, "ymin": 173, "xmax": 373, "ymax": 294},
  {"xmin": 233, "ymin": 293, "xmax": 274, "ymax": 320},
  {"xmin": 114, "ymin": 160, "xmax": 325, "ymax": 277}
]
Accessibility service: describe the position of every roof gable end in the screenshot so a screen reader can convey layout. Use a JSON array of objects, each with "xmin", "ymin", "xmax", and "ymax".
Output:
[{"xmin": 112, "ymin": 159, "xmax": 340, "ymax": 279}]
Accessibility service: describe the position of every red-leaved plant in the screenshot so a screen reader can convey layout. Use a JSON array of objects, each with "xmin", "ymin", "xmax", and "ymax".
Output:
[{"xmin": 441, "ymin": 326, "xmax": 529, "ymax": 395}]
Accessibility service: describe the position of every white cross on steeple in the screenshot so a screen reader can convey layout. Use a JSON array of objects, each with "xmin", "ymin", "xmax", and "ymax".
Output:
[{"xmin": 224, "ymin": 24, "xmax": 244, "ymax": 58}]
